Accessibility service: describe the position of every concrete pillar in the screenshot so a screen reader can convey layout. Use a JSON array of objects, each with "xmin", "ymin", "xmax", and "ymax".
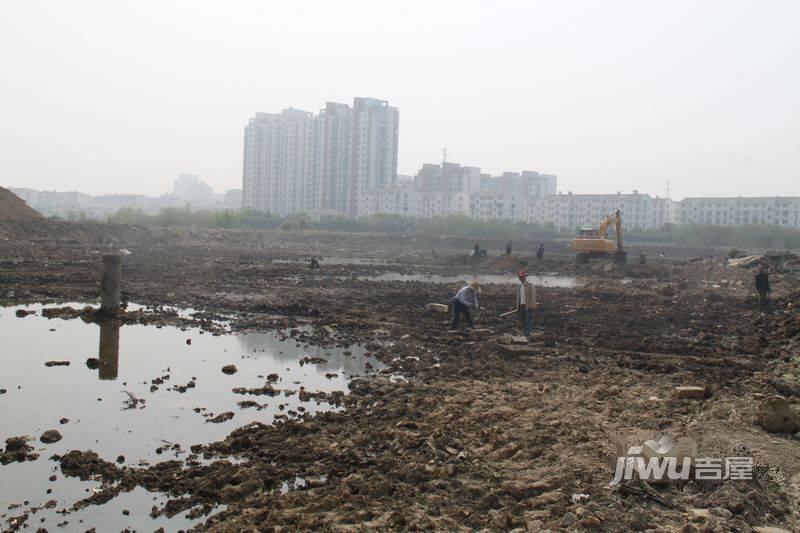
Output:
[
  {"xmin": 100, "ymin": 254, "xmax": 121, "ymax": 315},
  {"xmin": 98, "ymin": 322, "xmax": 120, "ymax": 380}
]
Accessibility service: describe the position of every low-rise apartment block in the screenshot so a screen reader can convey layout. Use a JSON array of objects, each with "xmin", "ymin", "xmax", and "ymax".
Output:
[{"xmin": 677, "ymin": 197, "xmax": 800, "ymax": 227}]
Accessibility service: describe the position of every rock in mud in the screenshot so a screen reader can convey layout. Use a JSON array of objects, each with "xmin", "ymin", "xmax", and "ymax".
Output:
[
  {"xmin": 40, "ymin": 430, "xmax": 62, "ymax": 444},
  {"xmin": 221, "ymin": 364, "xmax": 238, "ymax": 375},
  {"xmin": 206, "ymin": 411, "xmax": 235, "ymax": 424},
  {"xmin": 1, "ymin": 436, "xmax": 39, "ymax": 465},
  {"xmin": 756, "ymin": 395, "xmax": 800, "ymax": 433},
  {"xmin": 220, "ymin": 478, "xmax": 263, "ymax": 503},
  {"xmin": 44, "ymin": 361, "xmax": 70, "ymax": 367},
  {"xmin": 674, "ymin": 386, "xmax": 708, "ymax": 400},
  {"xmin": 233, "ymin": 383, "xmax": 279, "ymax": 396},
  {"xmin": 771, "ymin": 377, "xmax": 800, "ymax": 397},
  {"xmin": 57, "ymin": 450, "xmax": 119, "ymax": 481}
]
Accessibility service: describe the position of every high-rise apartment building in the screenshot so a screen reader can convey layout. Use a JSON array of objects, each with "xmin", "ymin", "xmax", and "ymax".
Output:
[
  {"xmin": 242, "ymin": 97, "xmax": 398, "ymax": 217},
  {"xmin": 414, "ymin": 162, "xmax": 482, "ymax": 194}
]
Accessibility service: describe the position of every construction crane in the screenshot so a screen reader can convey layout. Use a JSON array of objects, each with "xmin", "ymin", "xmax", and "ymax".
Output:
[{"xmin": 571, "ymin": 209, "xmax": 626, "ymax": 264}]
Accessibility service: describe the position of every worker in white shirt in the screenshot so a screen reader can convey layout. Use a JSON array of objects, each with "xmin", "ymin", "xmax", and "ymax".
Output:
[
  {"xmin": 515, "ymin": 270, "xmax": 536, "ymax": 336},
  {"xmin": 450, "ymin": 280, "xmax": 480, "ymax": 330}
]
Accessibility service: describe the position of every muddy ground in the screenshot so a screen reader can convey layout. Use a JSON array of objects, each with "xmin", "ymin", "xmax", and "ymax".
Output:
[{"xmin": 2, "ymin": 222, "xmax": 800, "ymax": 532}]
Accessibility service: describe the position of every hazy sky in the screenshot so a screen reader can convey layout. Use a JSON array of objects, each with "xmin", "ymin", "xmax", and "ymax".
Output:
[{"xmin": 1, "ymin": 0, "xmax": 798, "ymax": 199}]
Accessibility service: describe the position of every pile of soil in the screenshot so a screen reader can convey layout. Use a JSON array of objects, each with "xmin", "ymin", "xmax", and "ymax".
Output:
[
  {"xmin": 0, "ymin": 187, "xmax": 41, "ymax": 221},
  {"xmin": 0, "ymin": 186, "xmax": 46, "ymax": 240}
]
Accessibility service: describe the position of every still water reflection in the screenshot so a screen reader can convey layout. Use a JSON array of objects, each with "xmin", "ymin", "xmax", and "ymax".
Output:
[{"xmin": 0, "ymin": 303, "xmax": 383, "ymax": 531}]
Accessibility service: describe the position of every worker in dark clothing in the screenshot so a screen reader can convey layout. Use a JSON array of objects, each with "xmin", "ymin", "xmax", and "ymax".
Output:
[
  {"xmin": 473, "ymin": 242, "xmax": 480, "ymax": 256},
  {"xmin": 506, "ymin": 241, "xmax": 512, "ymax": 256},
  {"xmin": 309, "ymin": 258, "xmax": 319, "ymax": 269},
  {"xmin": 755, "ymin": 265, "xmax": 771, "ymax": 311},
  {"xmin": 450, "ymin": 280, "xmax": 480, "ymax": 330},
  {"xmin": 639, "ymin": 253, "xmax": 646, "ymax": 265},
  {"xmin": 536, "ymin": 244, "xmax": 544, "ymax": 261}
]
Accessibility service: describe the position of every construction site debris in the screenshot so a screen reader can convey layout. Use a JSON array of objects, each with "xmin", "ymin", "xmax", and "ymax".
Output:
[
  {"xmin": 755, "ymin": 395, "xmax": 800, "ymax": 433},
  {"xmin": 425, "ymin": 303, "xmax": 449, "ymax": 313}
]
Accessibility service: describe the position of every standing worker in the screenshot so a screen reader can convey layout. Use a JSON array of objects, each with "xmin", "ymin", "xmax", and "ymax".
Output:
[
  {"xmin": 451, "ymin": 280, "xmax": 480, "ymax": 331},
  {"xmin": 516, "ymin": 271, "xmax": 536, "ymax": 336},
  {"xmin": 536, "ymin": 244, "xmax": 545, "ymax": 261},
  {"xmin": 506, "ymin": 241, "xmax": 513, "ymax": 256},
  {"xmin": 755, "ymin": 265, "xmax": 771, "ymax": 311}
]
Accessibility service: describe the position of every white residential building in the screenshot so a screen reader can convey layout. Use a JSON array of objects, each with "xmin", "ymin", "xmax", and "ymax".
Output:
[
  {"xmin": 471, "ymin": 190, "xmax": 528, "ymax": 221},
  {"xmin": 418, "ymin": 190, "xmax": 470, "ymax": 218},
  {"xmin": 677, "ymin": 197, "xmax": 800, "ymax": 227},
  {"xmin": 358, "ymin": 185, "xmax": 420, "ymax": 218},
  {"xmin": 527, "ymin": 191, "xmax": 671, "ymax": 230},
  {"xmin": 242, "ymin": 97, "xmax": 399, "ymax": 217}
]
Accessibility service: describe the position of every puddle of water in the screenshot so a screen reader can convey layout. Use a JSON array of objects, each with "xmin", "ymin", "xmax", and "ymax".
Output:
[
  {"xmin": 0, "ymin": 304, "xmax": 383, "ymax": 531},
  {"xmin": 350, "ymin": 272, "xmax": 580, "ymax": 288}
]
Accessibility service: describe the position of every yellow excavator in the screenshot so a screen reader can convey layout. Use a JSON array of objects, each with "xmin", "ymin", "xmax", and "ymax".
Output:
[{"xmin": 572, "ymin": 209, "xmax": 626, "ymax": 264}]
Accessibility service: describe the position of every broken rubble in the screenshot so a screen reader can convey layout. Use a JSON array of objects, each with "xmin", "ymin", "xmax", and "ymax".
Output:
[{"xmin": 756, "ymin": 395, "xmax": 800, "ymax": 433}]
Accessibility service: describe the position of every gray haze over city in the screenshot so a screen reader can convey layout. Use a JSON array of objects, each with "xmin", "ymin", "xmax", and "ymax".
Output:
[{"xmin": 1, "ymin": 0, "xmax": 798, "ymax": 200}]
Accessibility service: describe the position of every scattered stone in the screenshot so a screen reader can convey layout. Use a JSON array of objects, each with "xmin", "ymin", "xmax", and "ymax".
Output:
[
  {"xmin": 299, "ymin": 356, "xmax": 327, "ymax": 366},
  {"xmin": 221, "ymin": 364, "xmax": 238, "ymax": 375},
  {"xmin": 578, "ymin": 516, "xmax": 602, "ymax": 529},
  {"xmin": 186, "ymin": 339, "xmax": 192, "ymax": 345},
  {"xmin": 561, "ymin": 512, "xmax": 577, "ymax": 527},
  {"xmin": 266, "ymin": 373, "xmax": 279, "ymax": 382},
  {"xmin": 40, "ymin": 430, "xmax": 62, "ymax": 444},
  {"xmin": 497, "ymin": 334, "xmax": 529, "ymax": 345},
  {"xmin": 206, "ymin": 411, "xmax": 234, "ymax": 424},
  {"xmin": 1, "ymin": 436, "xmax": 38, "ymax": 465},
  {"xmin": 687, "ymin": 508, "xmax": 710, "ymax": 522},
  {"xmin": 85, "ymin": 358, "xmax": 100, "ymax": 369},
  {"xmin": 756, "ymin": 395, "xmax": 800, "ymax": 433},
  {"xmin": 59, "ymin": 418, "xmax": 68, "ymax": 424},
  {"xmin": 116, "ymin": 455, "xmax": 125, "ymax": 464},
  {"xmin": 674, "ymin": 386, "xmax": 707, "ymax": 400},
  {"xmin": 233, "ymin": 383, "xmax": 278, "ymax": 396},
  {"xmin": 220, "ymin": 478, "xmax": 263, "ymax": 503},
  {"xmin": 15, "ymin": 309, "xmax": 29, "ymax": 317},
  {"xmin": 499, "ymin": 344, "xmax": 540, "ymax": 356}
]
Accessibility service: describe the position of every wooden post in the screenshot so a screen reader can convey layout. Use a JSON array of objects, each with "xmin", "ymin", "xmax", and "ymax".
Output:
[{"xmin": 100, "ymin": 254, "xmax": 121, "ymax": 315}]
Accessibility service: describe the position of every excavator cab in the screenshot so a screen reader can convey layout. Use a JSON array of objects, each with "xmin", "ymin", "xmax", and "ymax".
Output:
[{"xmin": 571, "ymin": 209, "xmax": 627, "ymax": 264}]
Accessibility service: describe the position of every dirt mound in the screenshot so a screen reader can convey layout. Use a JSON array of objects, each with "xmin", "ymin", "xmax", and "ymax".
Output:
[
  {"xmin": 485, "ymin": 254, "xmax": 526, "ymax": 272},
  {"xmin": 0, "ymin": 187, "xmax": 42, "ymax": 221},
  {"xmin": 0, "ymin": 186, "xmax": 47, "ymax": 240}
]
